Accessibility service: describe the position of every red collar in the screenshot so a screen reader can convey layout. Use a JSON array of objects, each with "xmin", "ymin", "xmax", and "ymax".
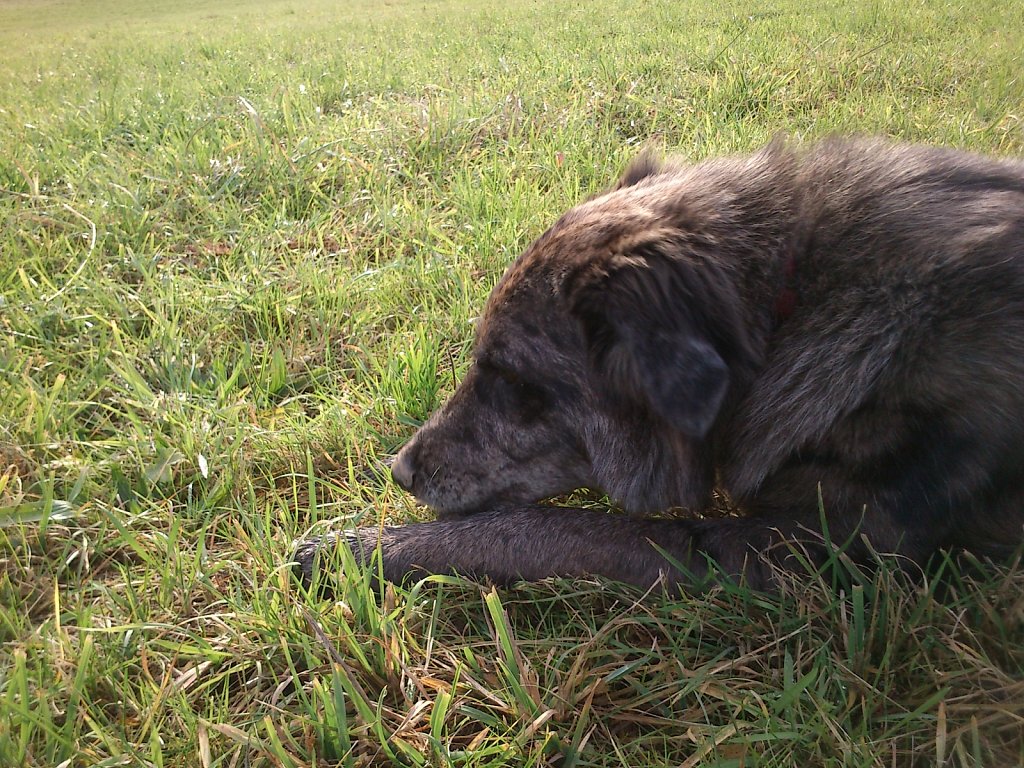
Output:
[{"xmin": 774, "ymin": 253, "xmax": 798, "ymax": 322}]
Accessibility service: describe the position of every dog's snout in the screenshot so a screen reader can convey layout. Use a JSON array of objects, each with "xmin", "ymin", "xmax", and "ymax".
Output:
[{"xmin": 390, "ymin": 449, "xmax": 417, "ymax": 493}]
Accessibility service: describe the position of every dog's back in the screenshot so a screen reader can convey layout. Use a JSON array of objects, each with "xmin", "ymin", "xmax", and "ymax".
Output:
[{"xmin": 722, "ymin": 140, "xmax": 1024, "ymax": 562}]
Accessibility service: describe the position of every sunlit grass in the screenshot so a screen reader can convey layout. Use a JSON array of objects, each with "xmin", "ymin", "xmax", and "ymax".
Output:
[{"xmin": 1, "ymin": 0, "xmax": 1022, "ymax": 764}]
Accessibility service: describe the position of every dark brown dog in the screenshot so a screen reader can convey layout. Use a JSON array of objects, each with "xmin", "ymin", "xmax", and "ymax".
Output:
[{"xmin": 296, "ymin": 137, "xmax": 1024, "ymax": 591}]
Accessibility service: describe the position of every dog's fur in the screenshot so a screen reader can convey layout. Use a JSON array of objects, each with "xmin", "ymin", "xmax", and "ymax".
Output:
[{"xmin": 296, "ymin": 137, "xmax": 1024, "ymax": 591}]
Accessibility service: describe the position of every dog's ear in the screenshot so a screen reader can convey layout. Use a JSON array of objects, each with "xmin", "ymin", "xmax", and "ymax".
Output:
[
  {"xmin": 613, "ymin": 151, "xmax": 665, "ymax": 190},
  {"xmin": 611, "ymin": 149, "xmax": 683, "ymax": 191},
  {"xmin": 566, "ymin": 245, "xmax": 743, "ymax": 439}
]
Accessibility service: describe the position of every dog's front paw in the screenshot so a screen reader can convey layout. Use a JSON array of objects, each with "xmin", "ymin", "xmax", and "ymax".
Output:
[
  {"xmin": 292, "ymin": 534, "xmax": 329, "ymax": 584},
  {"xmin": 291, "ymin": 529, "xmax": 381, "ymax": 587}
]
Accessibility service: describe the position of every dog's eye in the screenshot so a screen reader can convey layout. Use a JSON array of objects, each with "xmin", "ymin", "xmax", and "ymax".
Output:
[
  {"xmin": 476, "ymin": 357, "xmax": 515, "ymax": 381},
  {"xmin": 482, "ymin": 360, "xmax": 526, "ymax": 389},
  {"xmin": 475, "ymin": 359, "xmax": 548, "ymax": 416},
  {"xmin": 493, "ymin": 366, "xmax": 522, "ymax": 386}
]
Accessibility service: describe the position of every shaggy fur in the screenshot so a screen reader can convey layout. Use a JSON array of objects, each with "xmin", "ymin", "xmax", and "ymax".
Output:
[{"xmin": 296, "ymin": 137, "xmax": 1024, "ymax": 591}]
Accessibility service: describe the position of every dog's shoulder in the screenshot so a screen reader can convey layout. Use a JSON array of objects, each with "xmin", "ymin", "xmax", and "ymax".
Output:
[{"xmin": 720, "ymin": 139, "xmax": 1024, "ymax": 496}]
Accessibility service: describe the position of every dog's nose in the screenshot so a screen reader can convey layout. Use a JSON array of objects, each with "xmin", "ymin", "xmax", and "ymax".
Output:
[{"xmin": 390, "ymin": 450, "xmax": 416, "ymax": 493}]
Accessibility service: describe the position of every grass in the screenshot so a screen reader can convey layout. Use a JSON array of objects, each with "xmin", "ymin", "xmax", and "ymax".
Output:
[{"xmin": 1, "ymin": 0, "xmax": 1022, "ymax": 764}]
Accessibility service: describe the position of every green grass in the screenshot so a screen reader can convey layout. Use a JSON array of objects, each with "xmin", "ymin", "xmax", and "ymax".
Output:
[{"xmin": 1, "ymin": 0, "xmax": 1023, "ymax": 764}]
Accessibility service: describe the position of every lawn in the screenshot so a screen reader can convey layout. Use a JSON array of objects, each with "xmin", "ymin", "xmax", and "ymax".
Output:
[{"xmin": 1, "ymin": 0, "xmax": 1022, "ymax": 765}]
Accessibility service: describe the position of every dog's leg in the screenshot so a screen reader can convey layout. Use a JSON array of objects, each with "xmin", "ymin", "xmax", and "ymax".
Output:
[{"xmin": 293, "ymin": 507, "xmax": 818, "ymax": 592}]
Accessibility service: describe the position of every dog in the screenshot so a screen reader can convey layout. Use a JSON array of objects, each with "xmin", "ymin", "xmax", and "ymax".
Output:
[{"xmin": 295, "ymin": 137, "xmax": 1024, "ymax": 591}]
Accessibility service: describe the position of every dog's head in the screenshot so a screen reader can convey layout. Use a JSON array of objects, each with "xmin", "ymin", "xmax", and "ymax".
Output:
[{"xmin": 391, "ymin": 152, "xmax": 767, "ymax": 516}]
